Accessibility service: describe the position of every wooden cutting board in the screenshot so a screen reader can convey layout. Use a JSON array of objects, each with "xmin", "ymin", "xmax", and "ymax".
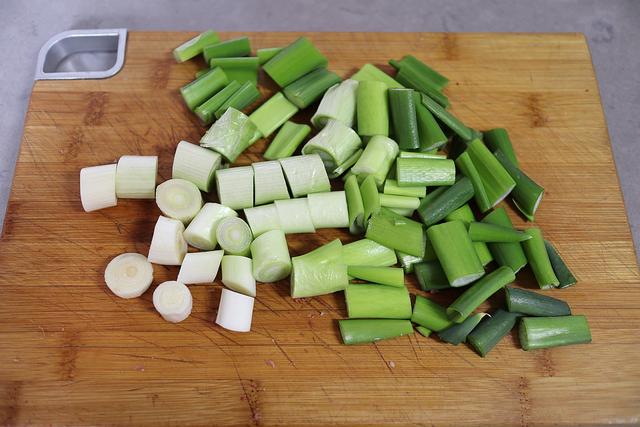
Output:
[{"xmin": 1, "ymin": 32, "xmax": 639, "ymax": 426}]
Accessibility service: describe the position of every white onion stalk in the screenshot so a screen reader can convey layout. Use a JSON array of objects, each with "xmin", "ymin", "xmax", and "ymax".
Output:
[
  {"xmin": 115, "ymin": 155, "xmax": 157, "ymax": 199},
  {"xmin": 172, "ymin": 140, "xmax": 222, "ymax": 192},
  {"xmin": 104, "ymin": 253, "xmax": 154, "ymax": 298},
  {"xmin": 216, "ymin": 288, "xmax": 254, "ymax": 332},
  {"xmin": 350, "ymin": 135, "xmax": 400, "ymax": 187},
  {"xmin": 252, "ymin": 160, "xmax": 290, "ymax": 206},
  {"xmin": 244, "ymin": 204, "xmax": 281, "ymax": 237},
  {"xmin": 80, "ymin": 164, "xmax": 117, "ymax": 212},
  {"xmin": 250, "ymin": 229, "xmax": 291, "ymax": 282},
  {"xmin": 148, "ymin": 216, "xmax": 188, "ymax": 265},
  {"xmin": 302, "ymin": 119, "xmax": 362, "ymax": 174},
  {"xmin": 177, "ymin": 250, "xmax": 224, "ymax": 284},
  {"xmin": 183, "ymin": 203, "xmax": 237, "ymax": 250},
  {"xmin": 155, "ymin": 179, "xmax": 203, "ymax": 224},
  {"xmin": 279, "ymin": 154, "xmax": 330, "ymax": 197},
  {"xmin": 221, "ymin": 255, "xmax": 256, "ymax": 297},
  {"xmin": 153, "ymin": 281, "xmax": 193, "ymax": 323},
  {"xmin": 274, "ymin": 198, "xmax": 316, "ymax": 234},
  {"xmin": 311, "ymin": 79, "xmax": 359, "ymax": 128},
  {"xmin": 215, "ymin": 166, "xmax": 254, "ymax": 210},
  {"xmin": 216, "ymin": 217, "xmax": 253, "ymax": 256},
  {"xmin": 307, "ymin": 191, "xmax": 349, "ymax": 229}
]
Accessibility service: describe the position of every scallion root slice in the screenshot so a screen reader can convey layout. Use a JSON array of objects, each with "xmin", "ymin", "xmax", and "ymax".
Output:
[
  {"xmin": 172, "ymin": 141, "xmax": 222, "ymax": 192},
  {"xmin": 307, "ymin": 191, "xmax": 349, "ymax": 229},
  {"xmin": 148, "ymin": 216, "xmax": 188, "ymax": 265},
  {"xmin": 215, "ymin": 166, "xmax": 254, "ymax": 210},
  {"xmin": 221, "ymin": 255, "xmax": 256, "ymax": 297},
  {"xmin": 115, "ymin": 156, "xmax": 157, "ymax": 199},
  {"xmin": 250, "ymin": 229, "xmax": 292, "ymax": 282},
  {"xmin": 183, "ymin": 203, "xmax": 238, "ymax": 250},
  {"xmin": 155, "ymin": 179, "xmax": 203, "ymax": 224},
  {"xmin": 177, "ymin": 250, "xmax": 224, "ymax": 284},
  {"xmin": 216, "ymin": 288, "xmax": 255, "ymax": 332},
  {"xmin": 80, "ymin": 164, "xmax": 117, "ymax": 212},
  {"xmin": 216, "ymin": 217, "xmax": 253, "ymax": 256},
  {"xmin": 104, "ymin": 253, "xmax": 154, "ymax": 299},
  {"xmin": 152, "ymin": 281, "xmax": 193, "ymax": 323}
]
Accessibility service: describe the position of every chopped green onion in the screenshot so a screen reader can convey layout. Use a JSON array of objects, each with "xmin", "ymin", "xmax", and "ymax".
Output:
[
  {"xmin": 455, "ymin": 151, "xmax": 492, "ymax": 212},
  {"xmin": 467, "ymin": 309, "xmax": 522, "ymax": 357},
  {"xmin": 438, "ymin": 313, "xmax": 489, "ymax": 345},
  {"xmin": 250, "ymin": 229, "xmax": 291, "ymax": 282},
  {"xmin": 421, "ymin": 93, "xmax": 472, "ymax": 141},
  {"xmin": 329, "ymin": 148, "xmax": 362, "ymax": 179},
  {"xmin": 445, "ymin": 205, "xmax": 494, "ymax": 267},
  {"xmin": 177, "ymin": 250, "xmax": 224, "ymax": 284},
  {"xmin": 274, "ymin": 198, "xmax": 315, "ymax": 234},
  {"xmin": 279, "ymin": 154, "xmax": 331, "ymax": 197},
  {"xmin": 148, "ymin": 216, "xmax": 188, "ymax": 265},
  {"xmin": 493, "ymin": 149, "xmax": 544, "ymax": 221},
  {"xmin": 345, "ymin": 283, "xmax": 412, "ymax": 319},
  {"xmin": 249, "ymin": 92, "xmax": 299, "ymax": 138},
  {"xmin": 482, "ymin": 207, "xmax": 528, "ymax": 273},
  {"xmin": 351, "ymin": 135, "xmax": 399, "ymax": 187},
  {"xmin": 383, "ymin": 179, "xmax": 426, "ymax": 198},
  {"xmin": 307, "ymin": 191, "xmax": 349, "ymax": 229},
  {"xmin": 389, "ymin": 54, "xmax": 449, "ymax": 90},
  {"xmin": 347, "ymin": 266, "xmax": 404, "ymax": 287},
  {"xmin": 505, "ymin": 287, "xmax": 570, "ymax": 317},
  {"xmin": 522, "ymin": 228, "xmax": 559, "ymax": 289},
  {"xmin": 411, "ymin": 296, "xmax": 453, "ymax": 332},
  {"xmin": 396, "ymin": 251, "xmax": 423, "ymax": 273},
  {"xmin": 180, "ymin": 67, "xmax": 228, "ymax": 110},
  {"xmin": 302, "ymin": 119, "xmax": 362, "ymax": 173},
  {"xmin": 215, "ymin": 166, "xmax": 254, "ymax": 210},
  {"xmin": 115, "ymin": 155, "xmax": 157, "ymax": 199},
  {"xmin": 202, "ymin": 36, "xmax": 251, "ymax": 63},
  {"xmin": 415, "ymin": 326, "xmax": 433, "ymax": 337},
  {"xmin": 263, "ymin": 37, "xmax": 328, "ymax": 87},
  {"xmin": 155, "ymin": 179, "xmax": 203, "ymax": 224},
  {"xmin": 464, "ymin": 139, "xmax": 516, "ymax": 209},
  {"xmin": 173, "ymin": 30, "xmax": 219, "ymax": 63},
  {"xmin": 345, "ymin": 174, "xmax": 365, "ymax": 235},
  {"xmin": 350, "ymin": 63, "xmax": 403, "ymax": 88},
  {"xmin": 483, "ymin": 128, "xmax": 518, "ymax": 167},
  {"xmin": 365, "ymin": 209, "xmax": 425, "ymax": 258},
  {"xmin": 80, "ymin": 164, "xmax": 117, "ymax": 212},
  {"xmin": 216, "ymin": 288, "xmax": 254, "ymax": 332},
  {"xmin": 395, "ymin": 68, "xmax": 449, "ymax": 108},
  {"xmin": 339, "ymin": 319, "xmax": 413, "ymax": 345},
  {"xmin": 152, "ymin": 281, "xmax": 192, "ymax": 323},
  {"xmin": 388, "ymin": 207, "xmax": 415, "ymax": 217},
  {"xmin": 379, "ymin": 193, "xmax": 420, "ymax": 210},
  {"xmin": 396, "ymin": 157, "xmax": 455, "ymax": 187},
  {"xmin": 104, "ymin": 253, "xmax": 154, "ymax": 298},
  {"xmin": 257, "ymin": 47, "xmax": 282, "ymax": 64},
  {"xmin": 216, "ymin": 217, "xmax": 253, "ymax": 256},
  {"xmin": 283, "ymin": 68, "xmax": 341, "ymax": 109},
  {"xmin": 184, "ymin": 203, "xmax": 237, "ymax": 250},
  {"xmin": 519, "ymin": 315, "xmax": 591, "ymax": 351},
  {"xmin": 342, "ymin": 239, "xmax": 397, "ymax": 267},
  {"xmin": 194, "ymin": 80, "xmax": 242, "ymax": 125},
  {"xmin": 244, "ymin": 204, "xmax": 281, "ymax": 237},
  {"xmin": 252, "ymin": 160, "xmax": 290, "ymax": 206},
  {"xmin": 195, "ymin": 69, "xmax": 210, "ymax": 79},
  {"xmin": 290, "ymin": 239, "xmax": 347, "ymax": 298},
  {"xmin": 414, "ymin": 260, "xmax": 451, "ymax": 291},
  {"xmin": 399, "ymin": 150, "xmax": 446, "ymax": 159},
  {"xmin": 468, "ymin": 222, "xmax": 530, "ymax": 243},
  {"xmin": 417, "ymin": 177, "xmax": 474, "ymax": 226},
  {"xmin": 209, "ymin": 57, "xmax": 259, "ymax": 86},
  {"xmin": 413, "ymin": 92, "xmax": 448, "ymax": 152},
  {"xmin": 356, "ymin": 80, "xmax": 389, "ymax": 138},
  {"xmin": 311, "ymin": 79, "xmax": 359, "ymax": 128},
  {"xmin": 545, "ymin": 240, "xmax": 577, "ymax": 288},
  {"xmin": 263, "ymin": 121, "xmax": 311, "ymax": 160},
  {"xmin": 388, "ymin": 88, "xmax": 419, "ymax": 150},
  {"xmin": 221, "ymin": 255, "xmax": 256, "ymax": 297},
  {"xmin": 200, "ymin": 107, "xmax": 258, "ymax": 162},
  {"xmin": 214, "ymin": 81, "xmax": 260, "ymax": 119},
  {"xmin": 172, "ymin": 141, "xmax": 221, "ymax": 192}
]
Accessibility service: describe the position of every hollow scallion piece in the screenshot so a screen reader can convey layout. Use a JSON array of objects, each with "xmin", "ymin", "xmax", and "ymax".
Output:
[
  {"xmin": 274, "ymin": 198, "xmax": 315, "ymax": 234},
  {"xmin": 290, "ymin": 239, "xmax": 347, "ymax": 298},
  {"xmin": 427, "ymin": 220, "xmax": 484, "ymax": 287},
  {"xmin": 388, "ymin": 88, "xmax": 420, "ymax": 150},
  {"xmin": 545, "ymin": 240, "xmax": 577, "ymax": 288},
  {"xmin": 172, "ymin": 141, "xmax": 221, "ymax": 192},
  {"xmin": 209, "ymin": 57, "xmax": 259, "ymax": 86},
  {"xmin": 104, "ymin": 253, "xmax": 154, "ymax": 299},
  {"xmin": 214, "ymin": 81, "xmax": 260, "ymax": 119},
  {"xmin": 279, "ymin": 154, "xmax": 331, "ymax": 197},
  {"xmin": 388, "ymin": 207, "xmax": 414, "ymax": 217},
  {"xmin": 345, "ymin": 175, "xmax": 365, "ymax": 234},
  {"xmin": 263, "ymin": 37, "xmax": 328, "ymax": 87},
  {"xmin": 216, "ymin": 288, "xmax": 254, "ymax": 332},
  {"xmin": 469, "ymin": 222, "xmax": 530, "ymax": 243},
  {"xmin": 413, "ymin": 93, "xmax": 448, "ymax": 152},
  {"xmin": 396, "ymin": 251, "xmax": 423, "ymax": 273},
  {"xmin": 148, "ymin": 216, "xmax": 188, "ymax": 265},
  {"xmin": 252, "ymin": 160, "xmax": 290, "ymax": 206},
  {"xmin": 329, "ymin": 148, "xmax": 362, "ymax": 179},
  {"xmin": 396, "ymin": 68, "xmax": 449, "ymax": 108},
  {"xmin": 283, "ymin": 68, "xmax": 341, "ymax": 109},
  {"xmin": 417, "ymin": 177, "xmax": 474, "ymax": 226},
  {"xmin": 249, "ymin": 92, "xmax": 299, "ymax": 138},
  {"xmin": 250, "ymin": 230, "xmax": 291, "ymax": 282},
  {"xmin": 438, "ymin": 313, "xmax": 489, "ymax": 345},
  {"xmin": 244, "ymin": 204, "xmax": 281, "ymax": 237},
  {"xmin": 464, "ymin": 139, "xmax": 516, "ymax": 208},
  {"xmin": 351, "ymin": 135, "xmax": 399, "ymax": 187},
  {"xmin": 216, "ymin": 217, "xmax": 253, "ymax": 256},
  {"xmin": 455, "ymin": 151, "xmax": 492, "ymax": 212},
  {"xmin": 339, "ymin": 319, "xmax": 413, "ymax": 345},
  {"xmin": 184, "ymin": 203, "xmax": 237, "ymax": 250},
  {"xmin": 115, "ymin": 156, "xmax": 157, "ymax": 199},
  {"xmin": 195, "ymin": 69, "xmax": 210, "ymax": 79},
  {"xmin": 307, "ymin": 191, "xmax": 349, "ymax": 229},
  {"xmin": 365, "ymin": 209, "xmax": 425, "ymax": 257},
  {"xmin": 302, "ymin": 119, "xmax": 362, "ymax": 173},
  {"xmin": 416, "ymin": 326, "xmax": 432, "ymax": 337},
  {"xmin": 482, "ymin": 207, "xmax": 528, "ymax": 273},
  {"xmin": 350, "ymin": 63, "xmax": 403, "ymax": 88},
  {"xmin": 356, "ymin": 80, "xmax": 389, "ymax": 138},
  {"xmin": 444, "ymin": 204, "xmax": 493, "ymax": 266},
  {"xmin": 390, "ymin": 55, "xmax": 449, "ymax": 90},
  {"xmin": 155, "ymin": 179, "xmax": 203, "ymax": 224},
  {"xmin": 467, "ymin": 309, "xmax": 522, "ymax": 357},
  {"xmin": 505, "ymin": 287, "xmax": 570, "ymax": 317},
  {"xmin": 173, "ymin": 30, "xmax": 219, "ymax": 62},
  {"xmin": 177, "ymin": 250, "xmax": 224, "ymax": 284},
  {"xmin": 263, "ymin": 121, "xmax": 311, "ymax": 160},
  {"xmin": 414, "ymin": 260, "xmax": 451, "ymax": 291},
  {"xmin": 396, "ymin": 157, "xmax": 455, "ymax": 187},
  {"xmin": 311, "ymin": 79, "xmax": 359, "ymax": 128},
  {"xmin": 347, "ymin": 266, "xmax": 404, "ymax": 287},
  {"xmin": 180, "ymin": 67, "xmax": 228, "ymax": 110},
  {"xmin": 215, "ymin": 166, "xmax": 254, "ymax": 210},
  {"xmin": 519, "ymin": 315, "xmax": 591, "ymax": 351},
  {"xmin": 342, "ymin": 239, "xmax": 397, "ymax": 267},
  {"xmin": 80, "ymin": 164, "xmax": 117, "ymax": 212},
  {"xmin": 379, "ymin": 193, "xmax": 420, "ymax": 210},
  {"xmin": 399, "ymin": 151, "xmax": 446, "ymax": 159},
  {"xmin": 202, "ymin": 36, "xmax": 251, "ymax": 63},
  {"xmin": 484, "ymin": 128, "xmax": 518, "ymax": 166},
  {"xmin": 421, "ymin": 93, "xmax": 472, "ymax": 141},
  {"xmin": 194, "ymin": 80, "xmax": 242, "ymax": 125},
  {"xmin": 257, "ymin": 47, "xmax": 282, "ymax": 64},
  {"xmin": 494, "ymin": 149, "xmax": 544, "ymax": 221},
  {"xmin": 411, "ymin": 296, "xmax": 453, "ymax": 332},
  {"xmin": 200, "ymin": 107, "xmax": 258, "ymax": 162},
  {"xmin": 346, "ymin": 283, "xmax": 412, "ymax": 319},
  {"xmin": 522, "ymin": 228, "xmax": 560, "ymax": 289},
  {"xmin": 383, "ymin": 179, "xmax": 426, "ymax": 198}
]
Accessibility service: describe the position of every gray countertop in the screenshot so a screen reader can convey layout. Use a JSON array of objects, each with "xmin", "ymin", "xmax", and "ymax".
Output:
[{"xmin": 1, "ymin": 0, "xmax": 638, "ymax": 259}]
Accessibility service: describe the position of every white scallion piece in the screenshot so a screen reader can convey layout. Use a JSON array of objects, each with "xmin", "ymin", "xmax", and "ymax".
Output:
[
  {"xmin": 216, "ymin": 217, "xmax": 253, "ymax": 256},
  {"xmin": 153, "ymin": 281, "xmax": 193, "ymax": 323},
  {"xmin": 216, "ymin": 288, "xmax": 254, "ymax": 332},
  {"xmin": 274, "ymin": 198, "xmax": 316, "ymax": 234},
  {"xmin": 244, "ymin": 204, "xmax": 282, "ymax": 237},
  {"xmin": 307, "ymin": 191, "xmax": 349, "ymax": 229},
  {"xmin": 183, "ymin": 203, "xmax": 237, "ymax": 250},
  {"xmin": 350, "ymin": 135, "xmax": 400, "ymax": 187},
  {"xmin": 156, "ymin": 179, "xmax": 203, "ymax": 224},
  {"xmin": 177, "ymin": 250, "xmax": 224, "ymax": 284},
  {"xmin": 252, "ymin": 160, "xmax": 290, "ymax": 206},
  {"xmin": 148, "ymin": 216, "xmax": 188, "ymax": 265},
  {"xmin": 311, "ymin": 79, "xmax": 359, "ymax": 128},
  {"xmin": 215, "ymin": 166, "xmax": 254, "ymax": 210},
  {"xmin": 250, "ymin": 229, "xmax": 292, "ymax": 282},
  {"xmin": 104, "ymin": 253, "xmax": 154, "ymax": 299},
  {"xmin": 302, "ymin": 119, "xmax": 362, "ymax": 173},
  {"xmin": 115, "ymin": 155, "xmax": 158, "ymax": 199},
  {"xmin": 221, "ymin": 255, "xmax": 256, "ymax": 296},
  {"xmin": 172, "ymin": 140, "xmax": 222, "ymax": 192},
  {"xmin": 80, "ymin": 164, "xmax": 117, "ymax": 212},
  {"xmin": 279, "ymin": 154, "xmax": 330, "ymax": 197}
]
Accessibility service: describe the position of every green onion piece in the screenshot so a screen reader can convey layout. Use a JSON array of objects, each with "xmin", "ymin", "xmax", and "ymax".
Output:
[
  {"xmin": 464, "ymin": 139, "xmax": 516, "ymax": 208},
  {"xmin": 413, "ymin": 92, "xmax": 448, "ymax": 152},
  {"xmin": 263, "ymin": 121, "xmax": 311, "ymax": 160},
  {"xmin": 311, "ymin": 79, "xmax": 359, "ymax": 128},
  {"xmin": 414, "ymin": 260, "xmax": 451, "ymax": 291},
  {"xmin": 396, "ymin": 251, "xmax": 423, "ymax": 273},
  {"xmin": 274, "ymin": 198, "xmax": 315, "ymax": 234},
  {"xmin": 345, "ymin": 174, "xmax": 365, "ymax": 235},
  {"xmin": 351, "ymin": 135, "xmax": 399, "ymax": 187},
  {"xmin": 173, "ymin": 30, "xmax": 220, "ymax": 63},
  {"xmin": 346, "ymin": 283, "xmax": 412, "ymax": 319},
  {"xmin": 243, "ymin": 204, "xmax": 280, "ymax": 237},
  {"xmin": 396, "ymin": 157, "xmax": 455, "ymax": 187},
  {"xmin": 250, "ymin": 229, "xmax": 291, "ymax": 282},
  {"xmin": 290, "ymin": 239, "xmax": 347, "ymax": 298},
  {"xmin": 195, "ymin": 69, "xmax": 210, "ymax": 79},
  {"xmin": 365, "ymin": 209, "xmax": 425, "ymax": 258},
  {"xmin": 249, "ymin": 92, "xmax": 299, "ymax": 138},
  {"xmin": 396, "ymin": 68, "xmax": 449, "ymax": 108},
  {"xmin": 360, "ymin": 175, "xmax": 381, "ymax": 224},
  {"xmin": 415, "ymin": 326, "xmax": 433, "ymax": 337},
  {"xmin": 184, "ymin": 203, "xmax": 237, "ymax": 250},
  {"xmin": 481, "ymin": 207, "xmax": 528, "ymax": 273},
  {"xmin": 307, "ymin": 191, "xmax": 349, "ymax": 229},
  {"xmin": 263, "ymin": 37, "xmax": 328, "ymax": 88},
  {"xmin": 329, "ymin": 148, "xmax": 363, "ymax": 179},
  {"xmin": 522, "ymin": 228, "xmax": 560, "ymax": 289},
  {"xmin": 339, "ymin": 319, "xmax": 413, "ymax": 345},
  {"xmin": 279, "ymin": 154, "xmax": 331, "ymax": 197},
  {"xmin": 155, "ymin": 179, "xmax": 203, "ymax": 224},
  {"xmin": 214, "ymin": 81, "xmax": 260, "ymax": 119},
  {"xmin": 209, "ymin": 57, "xmax": 259, "ymax": 85},
  {"xmin": 252, "ymin": 160, "xmax": 290, "ymax": 206},
  {"xmin": 180, "ymin": 67, "xmax": 228, "ymax": 111},
  {"xmin": 484, "ymin": 128, "xmax": 518, "ymax": 167},
  {"xmin": 421, "ymin": 93, "xmax": 472, "ymax": 141},
  {"xmin": 445, "ymin": 204, "xmax": 494, "ymax": 267},
  {"xmin": 172, "ymin": 141, "xmax": 221, "ymax": 192},
  {"xmin": 438, "ymin": 313, "xmax": 489, "ymax": 345},
  {"xmin": 257, "ymin": 47, "xmax": 282, "ymax": 64},
  {"xmin": 342, "ymin": 239, "xmax": 397, "ymax": 267},
  {"xmin": 115, "ymin": 155, "xmax": 158, "ymax": 199},
  {"xmin": 200, "ymin": 107, "xmax": 258, "ymax": 162},
  {"xmin": 417, "ymin": 177, "xmax": 474, "ymax": 226},
  {"xmin": 194, "ymin": 80, "xmax": 242, "ymax": 125},
  {"xmin": 388, "ymin": 207, "xmax": 415, "ymax": 217},
  {"xmin": 379, "ymin": 193, "xmax": 420, "ymax": 210},
  {"xmin": 347, "ymin": 266, "xmax": 404, "ymax": 287},
  {"xmin": 283, "ymin": 68, "xmax": 341, "ymax": 109},
  {"xmin": 356, "ymin": 80, "xmax": 389, "ymax": 138},
  {"xmin": 455, "ymin": 151, "xmax": 492, "ymax": 212},
  {"xmin": 468, "ymin": 222, "xmax": 530, "ymax": 243},
  {"xmin": 420, "ymin": 186, "xmax": 448, "ymax": 207},
  {"xmin": 302, "ymin": 119, "xmax": 362, "ymax": 173},
  {"xmin": 399, "ymin": 151, "xmax": 446, "ymax": 159},
  {"xmin": 505, "ymin": 287, "xmax": 571, "ymax": 317},
  {"xmin": 216, "ymin": 217, "xmax": 253, "ymax": 256},
  {"xmin": 388, "ymin": 88, "xmax": 420, "ymax": 150},
  {"xmin": 350, "ymin": 63, "xmax": 403, "ymax": 88},
  {"xmin": 411, "ymin": 296, "xmax": 453, "ymax": 332},
  {"xmin": 519, "ymin": 315, "xmax": 592, "ymax": 351},
  {"xmin": 467, "ymin": 309, "xmax": 522, "ymax": 357},
  {"xmin": 493, "ymin": 149, "xmax": 544, "ymax": 221},
  {"xmin": 215, "ymin": 166, "xmax": 254, "ymax": 210},
  {"xmin": 202, "ymin": 36, "xmax": 251, "ymax": 63},
  {"xmin": 221, "ymin": 255, "xmax": 256, "ymax": 297},
  {"xmin": 390, "ymin": 54, "xmax": 449, "ymax": 90},
  {"xmin": 544, "ymin": 240, "xmax": 577, "ymax": 288},
  {"xmin": 383, "ymin": 179, "xmax": 426, "ymax": 198}
]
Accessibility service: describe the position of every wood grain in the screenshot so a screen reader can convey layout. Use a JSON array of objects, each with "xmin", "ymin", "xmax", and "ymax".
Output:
[{"xmin": 1, "ymin": 32, "xmax": 639, "ymax": 425}]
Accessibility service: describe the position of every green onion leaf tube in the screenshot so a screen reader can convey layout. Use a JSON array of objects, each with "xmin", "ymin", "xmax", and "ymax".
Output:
[
  {"xmin": 399, "ymin": 151, "xmax": 446, "ymax": 159},
  {"xmin": 519, "ymin": 315, "xmax": 592, "ymax": 351},
  {"xmin": 396, "ymin": 158, "xmax": 455, "ymax": 187},
  {"xmin": 360, "ymin": 175, "xmax": 381, "ymax": 223},
  {"xmin": 214, "ymin": 81, "xmax": 260, "ymax": 119},
  {"xmin": 464, "ymin": 139, "xmax": 516, "ymax": 208},
  {"xmin": 438, "ymin": 313, "xmax": 489, "ymax": 345},
  {"xmin": 350, "ymin": 63, "xmax": 403, "ymax": 88},
  {"xmin": 351, "ymin": 135, "xmax": 399, "ymax": 187},
  {"xmin": 257, "ymin": 47, "xmax": 282, "ymax": 64},
  {"xmin": 202, "ymin": 36, "xmax": 251, "ymax": 63},
  {"xmin": 279, "ymin": 154, "xmax": 331, "ymax": 197},
  {"xmin": 115, "ymin": 155, "xmax": 158, "ymax": 199},
  {"xmin": 366, "ymin": 210, "xmax": 425, "ymax": 258},
  {"xmin": 172, "ymin": 141, "xmax": 221, "ymax": 192},
  {"xmin": 383, "ymin": 179, "xmax": 426, "ymax": 198},
  {"xmin": 444, "ymin": 204, "xmax": 494, "ymax": 267},
  {"xmin": 274, "ymin": 198, "xmax": 315, "ymax": 234},
  {"xmin": 290, "ymin": 239, "xmax": 347, "ymax": 298},
  {"xmin": 184, "ymin": 203, "xmax": 237, "ymax": 250},
  {"xmin": 311, "ymin": 79, "xmax": 359, "ymax": 128},
  {"xmin": 356, "ymin": 80, "xmax": 389, "ymax": 138},
  {"xmin": 427, "ymin": 220, "xmax": 484, "ymax": 287},
  {"xmin": 417, "ymin": 177, "xmax": 474, "ymax": 226},
  {"xmin": 484, "ymin": 128, "xmax": 518, "ymax": 167},
  {"xmin": 379, "ymin": 194, "xmax": 420, "ymax": 210},
  {"xmin": 467, "ymin": 309, "xmax": 522, "ymax": 357},
  {"xmin": 216, "ymin": 217, "xmax": 253, "ymax": 256},
  {"xmin": 200, "ymin": 107, "xmax": 258, "ymax": 162},
  {"xmin": 215, "ymin": 166, "xmax": 254, "ymax": 210},
  {"xmin": 180, "ymin": 67, "xmax": 228, "ymax": 111},
  {"xmin": 283, "ymin": 68, "xmax": 341, "ymax": 109},
  {"xmin": 421, "ymin": 93, "xmax": 472, "ymax": 141},
  {"xmin": 252, "ymin": 161, "xmax": 290, "ymax": 206},
  {"xmin": 482, "ymin": 207, "xmax": 528, "ymax": 273},
  {"xmin": 388, "ymin": 88, "xmax": 420, "ymax": 150},
  {"xmin": 307, "ymin": 191, "xmax": 349, "ymax": 229},
  {"xmin": 522, "ymin": 228, "xmax": 560, "ymax": 289},
  {"xmin": 411, "ymin": 296, "xmax": 453, "ymax": 332},
  {"xmin": 388, "ymin": 207, "xmax": 415, "ymax": 217},
  {"xmin": 345, "ymin": 174, "xmax": 365, "ymax": 234},
  {"xmin": 468, "ymin": 222, "xmax": 530, "ymax": 243},
  {"xmin": 346, "ymin": 284, "xmax": 412, "ymax": 319},
  {"xmin": 493, "ymin": 149, "xmax": 544, "ymax": 221},
  {"xmin": 221, "ymin": 255, "xmax": 256, "ymax": 297},
  {"xmin": 249, "ymin": 92, "xmax": 299, "ymax": 138},
  {"xmin": 347, "ymin": 266, "xmax": 404, "ymax": 287},
  {"xmin": 250, "ymin": 229, "xmax": 291, "ymax": 283},
  {"xmin": 263, "ymin": 37, "xmax": 328, "ymax": 88},
  {"xmin": 329, "ymin": 148, "xmax": 362, "ymax": 179},
  {"xmin": 455, "ymin": 151, "xmax": 492, "ymax": 212},
  {"xmin": 194, "ymin": 81, "xmax": 242, "ymax": 125},
  {"xmin": 155, "ymin": 179, "xmax": 203, "ymax": 225},
  {"xmin": 302, "ymin": 119, "xmax": 362, "ymax": 173},
  {"xmin": 339, "ymin": 319, "xmax": 413, "ymax": 345},
  {"xmin": 505, "ymin": 287, "xmax": 571, "ymax": 317},
  {"xmin": 414, "ymin": 92, "xmax": 448, "ymax": 152},
  {"xmin": 209, "ymin": 57, "xmax": 259, "ymax": 86},
  {"xmin": 414, "ymin": 260, "xmax": 451, "ymax": 291},
  {"xmin": 263, "ymin": 121, "xmax": 311, "ymax": 160},
  {"xmin": 342, "ymin": 239, "xmax": 397, "ymax": 267},
  {"xmin": 195, "ymin": 68, "xmax": 210, "ymax": 79},
  {"xmin": 415, "ymin": 326, "xmax": 433, "ymax": 337},
  {"xmin": 396, "ymin": 251, "xmax": 423, "ymax": 273},
  {"xmin": 390, "ymin": 55, "xmax": 449, "ymax": 90},
  {"xmin": 545, "ymin": 240, "xmax": 577, "ymax": 288},
  {"xmin": 244, "ymin": 204, "xmax": 281, "ymax": 237},
  {"xmin": 173, "ymin": 30, "xmax": 219, "ymax": 63},
  {"xmin": 396, "ymin": 68, "xmax": 449, "ymax": 108}
]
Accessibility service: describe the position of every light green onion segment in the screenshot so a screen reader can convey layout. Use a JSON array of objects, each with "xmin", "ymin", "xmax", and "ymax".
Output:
[
  {"xmin": 290, "ymin": 239, "xmax": 348, "ymax": 298},
  {"xmin": 482, "ymin": 207, "xmax": 528, "ymax": 273},
  {"xmin": 216, "ymin": 216, "xmax": 253, "ymax": 256},
  {"xmin": 345, "ymin": 174, "xmax": 365, "ymax": 234},
  {"xmin": 307, "ymin": 191, "xmax": 349, "ymax": 229},
  {"xmin": 252, "ymin": 160, "xmax": 290, "ymax": 206},
  {"xmin": 184, "ymin": 203, "xmax": 237, "ymax": 250},
  {"xmin": 244, "ymin": 204, "xmax": 281, "ymax": 237},
  {"xmin": 249, "ymin": 92, "xmax": 299, "ymax": 138},
  {"xmin": 413, "ymin": 92, "xmax": 448, "ymax": 152},
  {"xmin": 172, "ymin": 141, "xmax": 221, "ymax": 192},
  {"xmin": 283, "ymin": 67, "xmax": 341, "ymax": 109},
  {"xmin": 417, "ymin": 177, "xmax": 474, "ymax": 226},
  {"xmin": 359, "ymin": 175, "xmax": 380, "ymax": 226},
  {"xmin": 180, "ymin": 67, "xmax": 228, "ymax": 111},
  {"xmin": 396, "ymin": 157, "xmax": 455, "ymax": 187},
  {"xmin": 414, "ymin": 260, "xmax": 450, "ymax": 292},
  {"xmin": 522, "ymin": 228, "xmax": 559, "ymax": 289},
  {"xmin": 388, "ymin": 88, "xmax": 420, "ymax": 150},
  {"xmin": 493, "ymin": 149, "xmax": 544, "ymax": 221},
  {"xmin": 215, "ymin": 166, "xmax": 254, "ymax": 210},
  {"xmin": 350, "ymin": 135, "xmax": 399, "ymax": 187},
  {"xmin": 274, "ymin": 198, "xmax": 316, "ymax": 234},
  {"xmin": 262, "ymin": 37, "xmax": 328, "ymax": 88},
  {"xmin": 464, "ymin": 139, "xmax": 516, "ymax": 209},
  {"xmin": 347, "ymin": 266, "xmax": 404, "ymax": 287},
  {"xmin": 339, "ymin": 319, "xmax": 413, "ymax": 345},
  {"xmin": 302, "ymin": 119, "xmax": 361, "ymax": 173},
  {"xmin": 311, "ymin": 79, "xmax": 359, "ymax": 128},
  {"xmin": 365, "ymin": 209, "xmax": 425, "ymax": 258},
  {"xmin": 221, "ymin": 255, "xmax": 256, "ymax": 297},
  {"xmin": 411, "ymin": 296, "xmax": 453, "ymax": 332},
  {"xmin": 263, "ymin": 121, "xmax": 311, "ymax": 161},
  {"xmin": 202, "ymin": 36, "xmax": 251, "ymax": 63},
  {"xmin": 519, "ymin": 315, "xmax": 592, "ymax": 351},
  {"xmin": 209, "ymin": 57, "xmax": 259, "ymax": 86},
  {"xmin": 173, "ymin": 30, "xmax": 219, "ymax": 63},
  {"xmin": 389, "ymin": 54, "xmax": 449, "ymax": 90},
  {"xmin": 342, "ymin": 239, "xmax": 397, "ymax": 267},
  {"xmin": 279, "ymin": 154, "xmax": 331, "ymax": 197},
  {"xmin": 379, "ymin": 194, "xmax": 420, "ymax": 210},
  {"xmin": 356, "ymin": 80, "xmax": 389, "ymax": 138},
  {"xmin": 444, "ymin": 204, "xmax": 493, "ymax": 266},
  {"xmin": 350, "ymin": 63, "xmax": 403, "ymax": 88},
  {"xmin": 468, "ymin": 222, "xmax": 530, "ymax": 243},
  {"xmin": 250, "ymin": 229, "xmax": 291, "ymax": 283},
  {"xmin": 214, "ymin": 81, "xmax": 260, "ymax": 119},
  {"xmin": 155, "ymin": 178, "xmax": 203, "ymax": 225},
  {"xmin": 383, "ymin": 179, "xmax": 426, "ymax": 198},
  {"xmin": 200, "ymin": 107, "xmax": 258, "ymax": 162},
  {"xmin": 345, "ymin": 284, "xmax": 412, "ymax": 319},
  {"xmin": 257, "ymin": 47, "xmax": 282, "ymax": 65},
  {"xmin": 483, "ymin": 128, "xmax": 518, "ymax": 167},
  {"xmin": 195, "ymin": 80, "xmax": 242, "ymax": 125}
]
